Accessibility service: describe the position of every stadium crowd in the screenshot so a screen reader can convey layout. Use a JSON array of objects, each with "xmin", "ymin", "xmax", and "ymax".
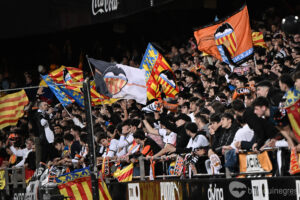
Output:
[{"xmin": 0, "ymin": 8, "xmax": 300, "ymax": 181}]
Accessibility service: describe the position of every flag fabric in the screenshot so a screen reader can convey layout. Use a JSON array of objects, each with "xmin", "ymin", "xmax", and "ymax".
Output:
[
  {"xmin": 56, "ymin": 168, "xmax": 112, "ymax": 200},
  {"xmin": 0, "ymin": 170, "xmax": 5, "ymax": 190},
  {"xmin": 41, "ymin": 74, "xmax": 74, "ymax": 107},
  {"xmin": 285, "ymin": 98, "xmax": 300, "ymax": 141},
  {"xmin": 65, "ymin": 66, "xmax": 84, "ymax": 83},
  {"xmin": 284, "ymin": 87, "xmax": 300, "ymax": 108},
  {"xmin": 43, "ymin": 66, "xmax": 116, "ymax": 107},
  {"xmin": 0, "ymin": 90, "xmax": 29, "ymax": 129},
  {"xmin": 113, "ymin": 163, "xmax": 134, "ymax": 182},
  {"xmin": 232, "ymin": 87, "xmax": 251, "ymax": 100},
  {"xmin": 88, "ymin": 58, "xmax": 147, "ymax": 105},
  {"xmin": 194, "ymin": 4, "xmax": 253, "ymax": 65},
  {"xmin": 63, "ymin": 66, "xmax": 117, "ymax": 105},
  {"xmin": 238, "ymin": 151, "xmax": 272, "ymax": 177},
  {"xmin": 140, "ymin": 43, "xmax": 179, "ymax": 100},
  {"xmin": 289, "ymin": 147, "xmax": 300, "ymax": 175},
  {"xmin": 252, "ymin": 32, "xmax": 267, "ymax": 48}
]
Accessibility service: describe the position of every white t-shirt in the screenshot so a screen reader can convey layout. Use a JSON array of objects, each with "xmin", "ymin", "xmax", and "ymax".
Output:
[
  {"xmin": 103, "ymin": 139, "xmax": 119, "ymax": 157},
  {"xmin": 40, "ymin": 118, "xmax": 54, "ymax": 144},
  {"xmin": 186, "ymin": 134, "xmax": 209, "ymax": 150},
  {"xmin": 117, "ymin": 133, "xmax": 134, "ymax": 157},
  {"xmin": 188, "ymin": 113, "xmax": 195, "ymax": 123},
  {"xmin": 38, "ymin": 109, "xmax": 54, "ymax": 143},
  {"xmin": 230, "ymin": 124, "xmax": 254, "ymax": 149},
  {"xmin": 10, "ymin": 146, "xmax": 32, "ymax": 167},
  {"xmin": 158, "ymin": 129, "xmax": 177, "ymax": 146}
]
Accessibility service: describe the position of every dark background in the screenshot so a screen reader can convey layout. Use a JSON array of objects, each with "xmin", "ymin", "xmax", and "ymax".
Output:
[{"xmin": 0, "ymin": 0, "xmax": 299, "ymax": 76}]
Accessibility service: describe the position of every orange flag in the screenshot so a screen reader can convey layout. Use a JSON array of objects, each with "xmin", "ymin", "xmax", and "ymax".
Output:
[{"xmin": 194, "ymin": 4, "xmax": 253, "ymax": 65}]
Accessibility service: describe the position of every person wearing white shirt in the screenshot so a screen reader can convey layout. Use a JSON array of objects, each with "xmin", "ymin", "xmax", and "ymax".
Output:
[
  {"xmin": 229, "ymin": 124, "xmax": 254, "ymax": 150},
  {"xmin": 117, "ymin": 120, "xmax": 133, "ymax": 157},
  {"xmin": 158, "ymin": 129, "xmax": 177, "ymax": 146},
  {"xmin": 222, "ymin": 116, "xmax": 254, "ymax": 151},
  {"xmin": 35, "ymin": 101, "xmax": 55, "ymax": 163},
  {"xmin": 142, "ymin": 118, "xmax": 177, "ymax": 158},
  {"xmin": 125, "ymin": 119, "xmax": 141, "ymax": 156},
  {"xmin": 98, "ymin": 133, "xmax": 119, "ymax": 158},
  {"xmin": 37, "ymin": 102, "xmax": 54, "ymax": 144},
  {"xmin": 10, "ymin": 138, "xmax": 33, "ymax": 168},
  {"xmin": 188, "ymin": 97, "xmax": 200, "ymax": 122},
  {"xmin": 167, "ymin": 122, "xmax": 209, "ymax": 154}
]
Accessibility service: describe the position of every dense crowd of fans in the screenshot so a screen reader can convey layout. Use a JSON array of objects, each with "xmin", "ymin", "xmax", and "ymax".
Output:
[{"xmin": 0, "ymin": 9, "xmax": 300, "ymax": 180}]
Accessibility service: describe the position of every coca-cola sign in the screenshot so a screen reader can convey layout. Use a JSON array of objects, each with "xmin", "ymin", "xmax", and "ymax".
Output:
[{"xmin": 92, "ymin": 0, "xmax": 119, "ymax": 15}]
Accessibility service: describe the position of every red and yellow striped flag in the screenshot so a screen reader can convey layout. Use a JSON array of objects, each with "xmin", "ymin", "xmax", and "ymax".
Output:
[
  {"xmin": 58, "ymin": 176, "xmax": 112, "ymax": 200},
  {"xmin": 0, "ymin": 90, "xmax": 29, "ymax": 129},
  {"xmin": 252, "ymin": 32, "xmax": 267, "ymax": 48},
  {"xmin": 48, "ymin": 66, "xmax": 117, "ymax": 105},
  {"xmin": 286, "ymin": 98, "xmax": 300, "ymax": 141},
  {"xmin": 63, "ymin": 66, "xmax": 118, "ymax": 105},
  {"xmin": 140, "ymin": 43, "xmax": 179, "ymax": 100},
  {"xmin": 66, "ymin": 66, "xmax": 84, "ymax": 82},
  {"xmin": 113, "ymin": 163, "xmax": 134, "ymax": 182}
]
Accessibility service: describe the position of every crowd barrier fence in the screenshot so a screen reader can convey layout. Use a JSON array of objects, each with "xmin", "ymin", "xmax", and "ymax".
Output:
[{"xmin": 0, "ymin": 146, "xmax": 292, "ymax": 199}]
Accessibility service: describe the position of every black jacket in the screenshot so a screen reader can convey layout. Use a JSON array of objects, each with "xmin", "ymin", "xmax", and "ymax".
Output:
[
  {"xmin": 267, "ymin": 87, "xmax": 284, "ymax": 107},
  {"xmin": 212, "ymin": 122, "xmax": 240, "ymax": 154},
  {"xmin": 34, "ymin": 110, "xmax": 51, "ymax": 143},
  {"xmin": 174, "ymin": 125, "xmax": 190, "ymax": 149},
  {"xmin": 243, "ymin": 107, "xmax": 280, "ymax": 149}
]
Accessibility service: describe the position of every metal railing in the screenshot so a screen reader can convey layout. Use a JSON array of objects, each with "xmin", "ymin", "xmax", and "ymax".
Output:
[
  {"xmin": 3, "ymin": 167, "xmax": 26, "ymax": 195},
  {"xmin": 97, "ymin": 146, "xmax": 289, "ymax": 181},
  {"xmin": 0, "ymin": 146, "xmax": 292, "ymax": 198}
]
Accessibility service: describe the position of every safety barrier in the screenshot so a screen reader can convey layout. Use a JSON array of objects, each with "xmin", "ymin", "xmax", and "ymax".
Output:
[
  {"xmin": 0, "ymin": 146, "xmax": 292, "ymax": 199},
  {"xmin": 5, "ymin": 167, "xmax": 26, "ymax": 194}
]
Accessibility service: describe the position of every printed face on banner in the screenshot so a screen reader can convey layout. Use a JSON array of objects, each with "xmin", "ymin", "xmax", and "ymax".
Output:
[{"xmin": 103, "ymin": 65, "xmax": 128, "ymax": 95}]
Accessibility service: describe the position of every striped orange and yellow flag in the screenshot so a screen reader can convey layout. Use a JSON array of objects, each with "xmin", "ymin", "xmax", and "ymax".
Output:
[
  {"xmin": 47, "ymin": 66, "xmax": 117, "ymax": 105},
  {"xmin": 56, "ymin": 167, "xmax": 111, "ymax": 199},
  {"xmin": 286, "ymin": 98, "xmax": 300, "ymax": 141},
  {"xmin": 113, "ymin": 163, "xmax": 134, "ymax": 182},
  {"xmin": 0, "ymin": 90, "xmax": 29, "ymax": 129},
  {"xmin": 252, "ymin": 32, "xmax": 267, "ymax": 48},
  {"xmin": 66, "ymin": 66, "xmax": 84, "ymax": 82},
  {"xmin": 58, "ymin": 176, "xmax": 111, "ymax": 200}
]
